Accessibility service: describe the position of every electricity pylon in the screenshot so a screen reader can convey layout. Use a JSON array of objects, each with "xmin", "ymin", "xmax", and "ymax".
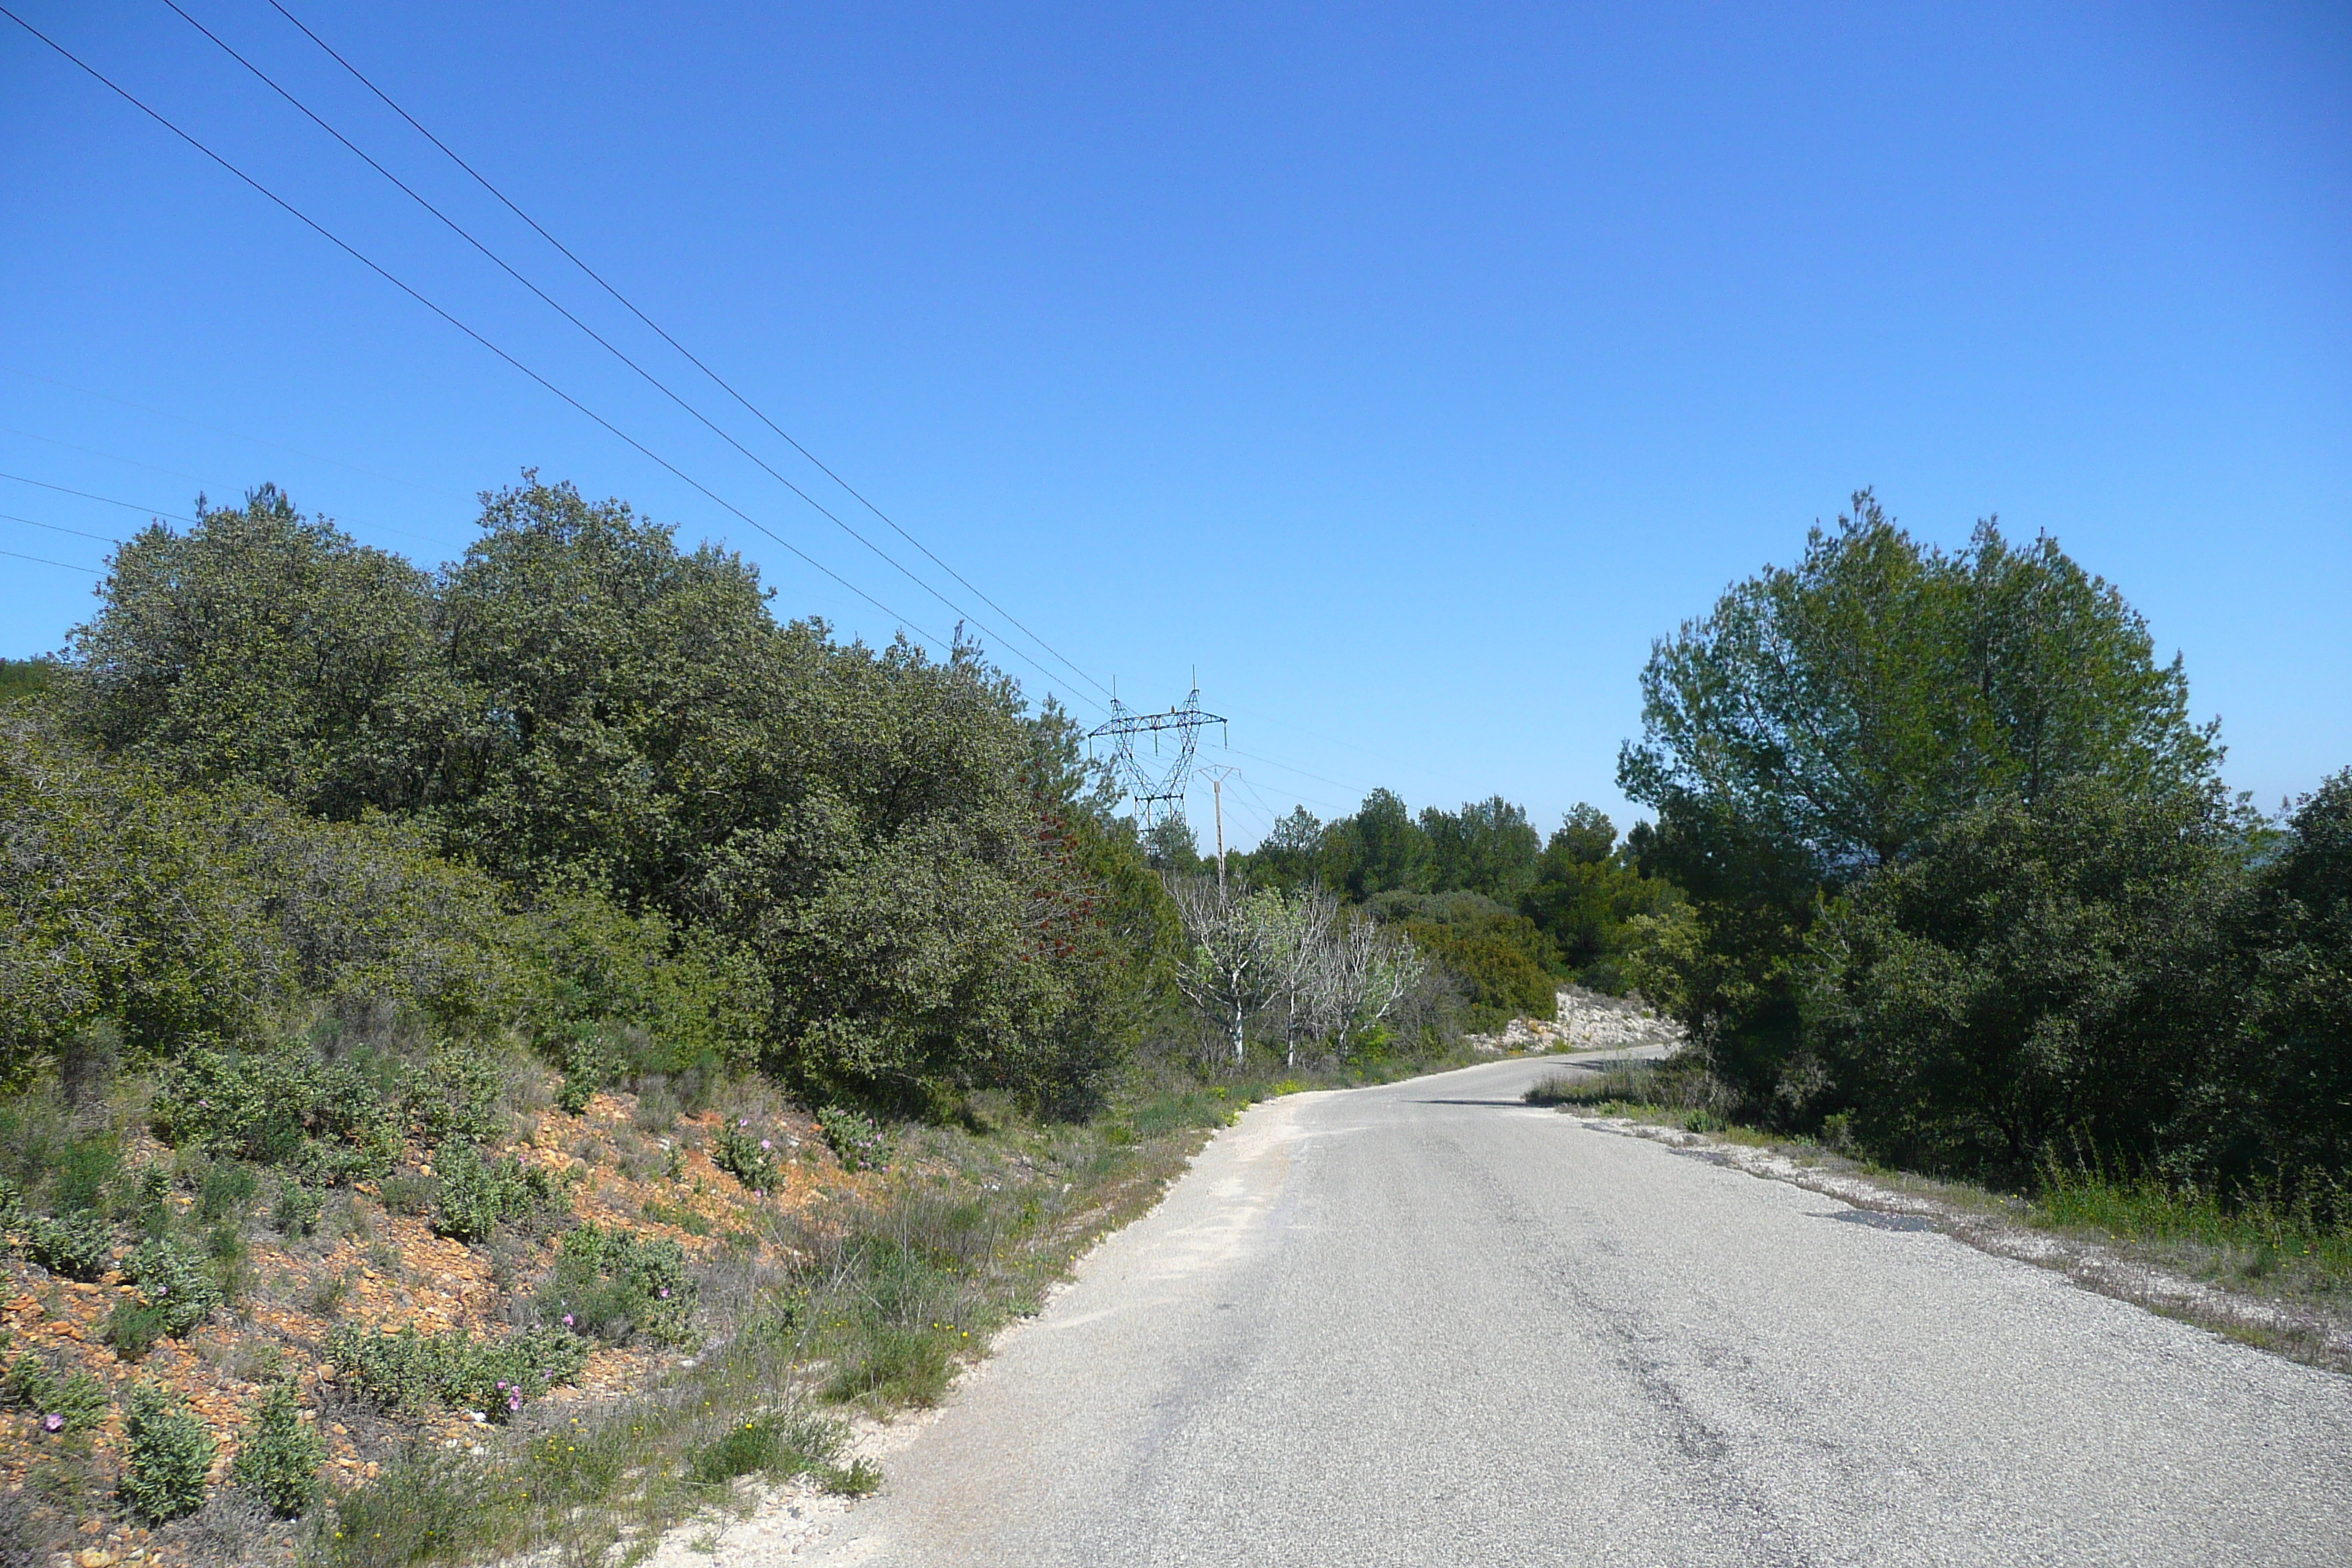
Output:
[{"xmin": 1087, "ymin": 684, "xmax": 1227, "ymax": 833}]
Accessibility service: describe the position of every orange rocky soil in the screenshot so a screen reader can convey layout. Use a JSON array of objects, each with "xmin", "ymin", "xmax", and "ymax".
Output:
[{"xmin": 3, "ymin": 1088, "xmax": 863, "ymax": 1568}]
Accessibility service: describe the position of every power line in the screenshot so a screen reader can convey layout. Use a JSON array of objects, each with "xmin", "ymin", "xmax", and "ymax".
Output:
[
  {"xmin": 0, "ymin": 5, "xmax": 945, "ymax": 649},
  {"xmin": 262, "ymin": 0, "xmax": 1116, "ymax": 708},
  {"xmin": 169, "ymin": 0, "xmax": 1101, "ymax": 713},
  {"xmin": 0, "ymin": 546, "xmax": 100, "ymax": 575},
  {"xmin": 1, "ymin": 421, "xmax": 456, "ymax": 551},
  {"xmin": 2, "ymin": 365, "xmax": 469, "ymax": 500},
  {"xmin": 0, "ymin": 470, "xmax": 194, "ymax": 523},
  {"xmin": 1, "ymin": 512, "xmax": 119, "ymax": 544}
]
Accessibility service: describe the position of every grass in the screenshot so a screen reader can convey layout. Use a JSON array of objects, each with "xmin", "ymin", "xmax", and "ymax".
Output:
[{"xmin": 2030, "ymin": 1162, "xmax": 2352, "ymax": 1303}]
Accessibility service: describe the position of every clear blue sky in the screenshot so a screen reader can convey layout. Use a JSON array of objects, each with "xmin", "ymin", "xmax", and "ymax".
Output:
[{"xmin": 4, "ymin": 1, "xmax": 2346, "ymax": 845}]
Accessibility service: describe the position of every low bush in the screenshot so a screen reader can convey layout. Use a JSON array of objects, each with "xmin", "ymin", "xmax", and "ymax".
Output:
[
  {"xmin": 120, "ymin": 1382, "xmax": 215, "ymax": 1523},
  {"xmin": 817, "ymin": 1107, "xmax": 888, "ymax": 1172},
  {"xmin": 711, "ymin": 1124, "xmax": 780, "ymax": 1193},
  {"xmin": 325, "ymin": 1323, "xmax": 588, "ymax": 1420},
  {"xmin": 121, "ymin": 1237, "xmax": 225, "ymax": 1335},
  {"xmin": 232, "ymin": 1381, "xmax": 324, "ymax": 1518},
  {"xmin": 431, "ymin": 1142, "xmax": 559, "ymax": 1244},
  {"xmin": 1, "ymin": 1352, "xmax": 108, "ymax": 1433},
  {"xmin": 151, "ymin": 1041, "xmax": 404, "ymax": 1186},
  {"xmin": 16, "ymin": 1214, "xmax": 112, "ymax": 1282},
  {"xmin": 524, "ymin": 1224, "xmax": 696, "ymax": 1346}
]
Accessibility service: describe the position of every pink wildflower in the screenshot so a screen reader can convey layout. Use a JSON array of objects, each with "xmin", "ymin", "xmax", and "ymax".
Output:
[{"xmin": 42, "ymin": 1414, "xmax": 64, "ymax": 1433}]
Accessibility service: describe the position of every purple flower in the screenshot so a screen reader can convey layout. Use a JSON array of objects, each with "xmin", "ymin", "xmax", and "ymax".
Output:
[
  {"xmin": 759, "ymin": 1139, "xmax": 772, "ymax": 1150},
  {"xmin": 42, "ymin": 1414, "xmax": 64, "ymax": 1433},
  {"xmin": 154, "ymin": 1285, "xmax": 168, "ymax": 1297},
  {"xmin": 659, "ymin": 1288, "xmax": 671, "ymax": 1298},
  {"xmin": 561, "ymin": 1313, "xmax": 575, "ymax": 1327},
  {"xmin": 507, "ymin": 1391, "xmax": 522, "ymax": 1412},
  {"xmin": 496, "ymin": 1380, "xmax": 508, "ymax": 1390},
  {"xmin": 737, "ymin": 1118, "xmax": 749, "ymax": 1128}
]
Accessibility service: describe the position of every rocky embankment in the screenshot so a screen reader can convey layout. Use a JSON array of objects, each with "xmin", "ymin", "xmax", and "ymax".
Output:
[{"xmin": 1468, "ymin": 987, "xmax": 1686, "ymax": 1056}]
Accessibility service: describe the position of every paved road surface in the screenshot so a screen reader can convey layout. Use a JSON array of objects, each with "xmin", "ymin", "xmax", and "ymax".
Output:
[{"xmin": 798, "ymin": 1055, "xmax": 2352, "ymax": 1566}]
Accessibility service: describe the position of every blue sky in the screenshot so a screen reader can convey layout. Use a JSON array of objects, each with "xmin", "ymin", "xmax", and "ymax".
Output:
[{"xmin": 3, "ymin": 1, "xmax": 2345, "ymax": 845}]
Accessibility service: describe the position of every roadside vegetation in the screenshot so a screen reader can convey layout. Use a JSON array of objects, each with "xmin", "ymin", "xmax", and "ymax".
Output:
[{"xmin": 0, "ymin": 480, "xmax": 1520, "ymax": 1567}]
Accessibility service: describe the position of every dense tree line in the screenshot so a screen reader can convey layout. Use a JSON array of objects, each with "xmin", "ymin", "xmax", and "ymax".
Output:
[
  {"xmin": 1153, "ymin": 783, "xmax": 1681, "ymax": 1030},
  {"xmin": 1621, "ymin": 491, "xmax": 2351, "ymax": 1206},
  {"xmin": 5, "ymin": 479, "xmax": 1158, "ymax": 1114}
]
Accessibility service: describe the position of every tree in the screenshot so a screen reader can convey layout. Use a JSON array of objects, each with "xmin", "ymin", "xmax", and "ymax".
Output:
[
  {"xmin": 1618, "ymin": 493, "xmax": 2223, "ymax": 1110},
  {"xmin": 1166, "ymin": 875, "xmax": 1277, "ymax": 1063},
  {"xmin": 64, "ymin": 486, "xmax": 459, "ymax": 819},
  {"xmin": 1800, "ymin": 777, "xmax": 2239, "ymax": 1180},
  {"xmin": 1422, "ymin": 796, "xmax": 1542, "ymax": 902},
  {"xmin": 1300, "ymin": 909, "xmax": 1426, "ymax": 1059}
]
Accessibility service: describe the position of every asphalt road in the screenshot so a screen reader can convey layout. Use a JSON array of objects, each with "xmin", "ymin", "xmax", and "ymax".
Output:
[{"xmin": 797, "ymin": 1055, "xmax": 2352, "ymax": 1566}]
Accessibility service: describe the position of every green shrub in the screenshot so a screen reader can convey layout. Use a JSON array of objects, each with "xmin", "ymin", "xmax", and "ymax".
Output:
[
  {"xmin": 526, "ymin": 1224, "xmax": 696, "ymax": 1346},
  {"xmin": 272, "ymin": 1178, "xmax": 323, "ymax": 1237},
  {"xmin": 325, "ymin": 1322, "xmax": 587, "ymax": 1420},
  {"xmin": 151, "ymin": 1041, "xmax": 404, "ymax": 1186},
  {"xmin": 120, "ymin": 1382, "xmax": 215, "ymax": 1523},
  {"xmin": 399, "ymin": 1048, "xmax": 505, "ymax": 1146},
  {"xmin": 17, "ymin": 1214, "xmax": 112, "ymax": 1282},
  {"xmin": 817, "ymin": 1107, "xmax": 888, "ymax": 1172},
  {"xmin": 1, "ymin": 1352, "xmax": 108, "ymax": 1433},
  {"xmin": 430, "ymin": 1142, "xmax": 558, "ymax": 1243},
  {"xmin": 712, "ymin": 1123, "xmax": 780, "ymax": 1191},
  {"xmin": 102, "ymin": 1300, "xmax": 174, "ymax": 1362},
  {"xmin": 121, "ymin": 1237, "xmax": 224, "ymax": 1335},
  {"xmin": 232, "ymin": 1381, "xmax": 323, "ymax": 1517}
]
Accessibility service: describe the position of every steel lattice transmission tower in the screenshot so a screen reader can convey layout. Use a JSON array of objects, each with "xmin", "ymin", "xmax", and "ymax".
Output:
[{"xmin": 1087, "ymin": 685, "xmax": 1228, "ymax": 832}]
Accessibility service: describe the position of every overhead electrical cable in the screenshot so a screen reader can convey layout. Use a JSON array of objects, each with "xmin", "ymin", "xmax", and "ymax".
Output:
[
  {"xmin": 0, "ymin": 4, "xmax": 944, "ymax": 647},
  {"xmin": 1, "ymin": 513, "xmax": 120, "ymax": 544},
  {"xmin": 0, "ymin": 470, "xmax": 194, "ymax": 522},
  {"xmin": 1, "ymin": 546, "xmax": 100, "ymax": 574},
  {"xmin": 259, "ymin": 0, "xmax": 1116, "ymax": 707},
  {"xmin": 3, "ymin": 366, "xmax": 469, "ymax": 500},
  {"xmin": 168, "ymin": 0, "xmax": 1101, "ymax": 712}
]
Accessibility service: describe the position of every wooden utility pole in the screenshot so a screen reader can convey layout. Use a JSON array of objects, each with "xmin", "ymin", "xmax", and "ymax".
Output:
[{"xmin": 1202, "ymin": 766, "xmax": 1238, "ymax": 896}]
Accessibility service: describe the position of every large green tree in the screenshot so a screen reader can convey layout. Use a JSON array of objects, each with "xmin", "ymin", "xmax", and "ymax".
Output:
[
  {"xmin": 1619, "ymin": 493, "xmax": 2223, "ymax": 1109},
  {"xmin": 65, "ymin": 486, "xmax": 459, "ymax": 819}
]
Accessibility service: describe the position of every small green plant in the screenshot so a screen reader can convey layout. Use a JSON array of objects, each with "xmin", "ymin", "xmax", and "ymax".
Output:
[
  {"xmin": 120, "ymin": 1382, "xmax": 215, "ymax": 1523},
  {"xmin": 304, "ymin": 1271, "xmax": 352, "ymax": 1314},
  {"xmin": 121, "ymin": 1237, "xmax": 225, "ymax": 1335},
  {"xmin": 712, "ymin": 1122, "xmax": 780, "ymax": 1192},
  {"xmin": 197, "ymin": 1158, "xmax": 260, "ymax": 1221},
  {"xmin": 232, "ymin": 1381, "xmax": 324, "ymax": 1518},
  {"xmin": 274, "ymin": 1178, "xmax": 325, "ymax": 1237},
  {"xmin": 527, "ymin": 1224, "xmax": 697, "ymax": 1346},
  {"xmin": 431, "ymin": 1141, "xmax": 559, "ymax": 1243},
  {"xmin": 325, "ymin": 1322, "xmax": 588, "ymax": 1420},
  {"xmin": 822, "ymin": 1456, "xmax": 883, "ymax": 1496},
  {"xmin": 817, "ymin": 1107, "xmax": 888, "ymax": 1172},
  {"xmin": 557, "ymin": 1037, "xmax": 604, "ymax": 1117},
  {"xmin": 377, "ymin": 1171, "xmax": 439, "ymax": 1216},
  {"xmin": 638, "ymin": 1196, "xmax": 712, "ymax": 1236},
  {"xmin": 685, "ymin": 1411, "xmax": 843, "ymax": 1486},
  {"xmin": 102, "ymin": 1301, "xmax": 174, "ymax": 1362},
  {"xmin": 1, "ymin": 1352, "xmax": 109, "ymax": 1433},
  {"xmin": 16, "ymin": 1213, "xmax": 112, "ymax": 1282}
]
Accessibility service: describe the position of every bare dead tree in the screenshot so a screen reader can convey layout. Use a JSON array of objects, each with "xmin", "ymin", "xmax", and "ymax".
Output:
[{"xmin": 1166, "ymin": 875, "xmax": 1275, "ymax": 1065}]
